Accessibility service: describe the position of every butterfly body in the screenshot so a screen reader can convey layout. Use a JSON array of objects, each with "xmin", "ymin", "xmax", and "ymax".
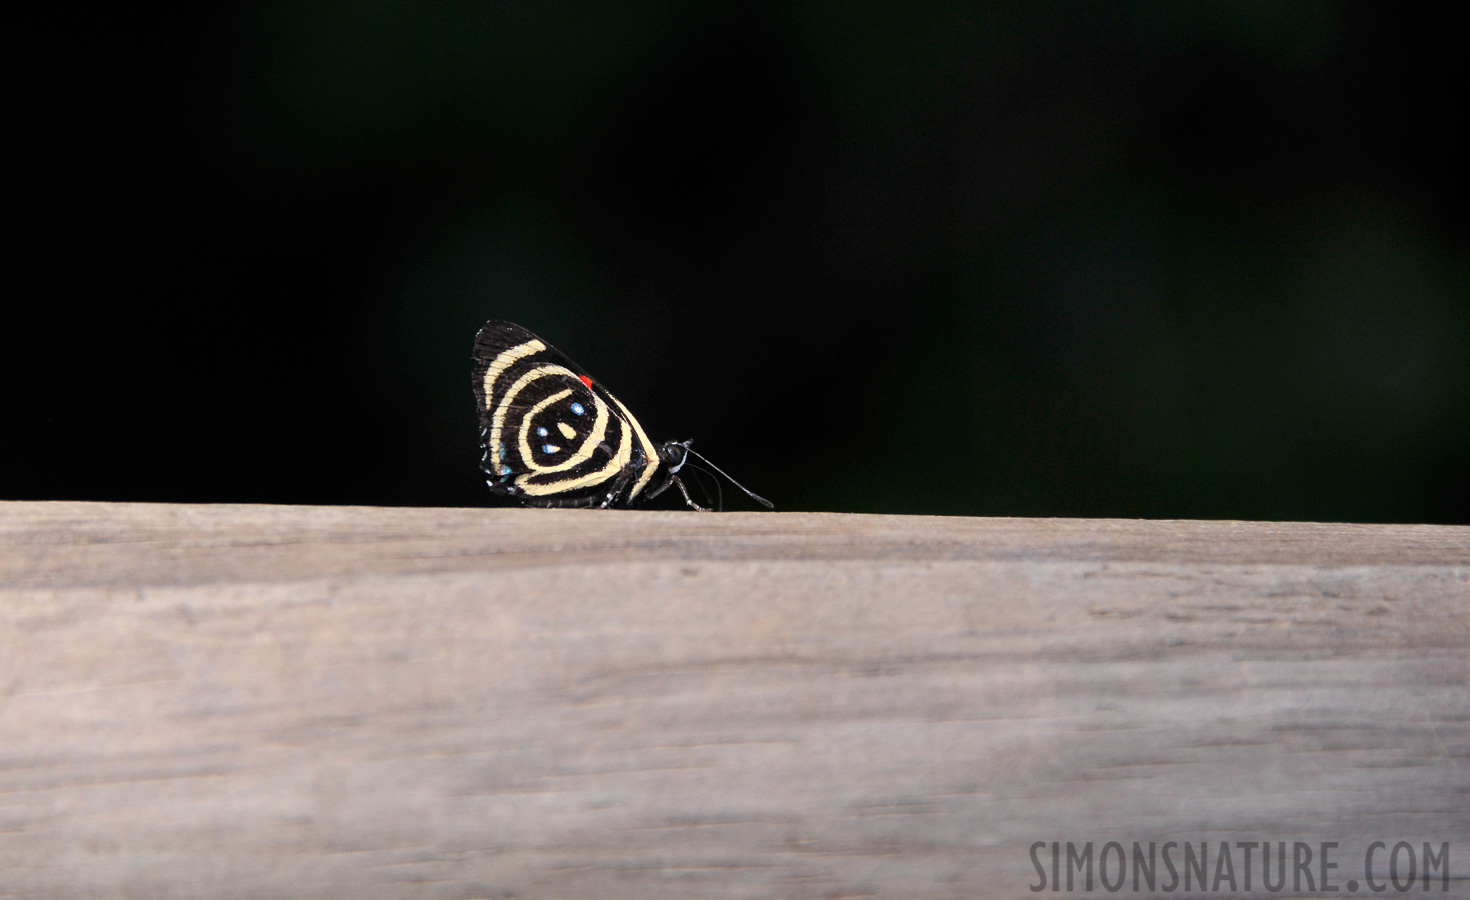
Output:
[{"xmin": 472, "ymin": 320, "xmax": 762, "ymax": 510}]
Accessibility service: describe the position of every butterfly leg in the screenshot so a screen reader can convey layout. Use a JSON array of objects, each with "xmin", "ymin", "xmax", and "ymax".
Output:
[
  {"xmin": 672, "ymin": 475, "xmax": 711, "ymax": 512},
  {"xmin": 538, "ymin": 492, "xmax": 603, "ymax": 509},
  {"xmin": 641, "ymin": 473, "xmax": 673, "ymax": 503},
  {"xmin": 599, "ymin": 466, "xmax": 637, "ymax": 509}
]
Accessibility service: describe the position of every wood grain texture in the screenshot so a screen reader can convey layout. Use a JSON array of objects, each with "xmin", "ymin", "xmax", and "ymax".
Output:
[{"xmin": 1, "ymin": 501, "xmax": 1467, "ymax": 899}]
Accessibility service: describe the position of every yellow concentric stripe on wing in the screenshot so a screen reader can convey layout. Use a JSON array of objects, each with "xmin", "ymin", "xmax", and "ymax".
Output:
[
  {"xmin": 517, "ymin": 387, "xmax": 611, "ymax": 474},
  {"xmin": 516, "ymin": 438, "xmax": 632, "ymax": 496},
  {"xmin": 481, "ymin": 338, "xmax": 544, "ymax": 405},
  {"xmin": 609, "ymin": 395, "xmax": 661, "ymax": 499},
  {"xmin": 488, "ymin": 362, "xmax": 562, "ymax": 477}
]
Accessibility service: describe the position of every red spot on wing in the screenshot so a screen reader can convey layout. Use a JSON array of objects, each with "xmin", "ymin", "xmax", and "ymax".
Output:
[{"xmin": 579, "ymin": 375, "xmax": 594, "ymax": 388}]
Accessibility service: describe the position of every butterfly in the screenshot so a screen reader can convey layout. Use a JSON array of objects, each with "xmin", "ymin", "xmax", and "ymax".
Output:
[{"xmin": 472, "ymin": 320, "xmax": 772, "ymax": 511}]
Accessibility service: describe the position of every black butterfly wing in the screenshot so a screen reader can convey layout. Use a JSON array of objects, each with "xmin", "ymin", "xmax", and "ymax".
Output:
[{"xmin": 472, "ymin": 321, "xmax": 663, "ymax": 507}]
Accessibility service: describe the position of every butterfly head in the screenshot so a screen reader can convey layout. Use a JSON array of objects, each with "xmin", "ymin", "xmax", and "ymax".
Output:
[
  {"xmin": 658, "ymin": 439, "xmax": 694, "ymax": 473},
  {"xmin": 656, "ymin": 439, "xmax": 773, "ymax": 510}
]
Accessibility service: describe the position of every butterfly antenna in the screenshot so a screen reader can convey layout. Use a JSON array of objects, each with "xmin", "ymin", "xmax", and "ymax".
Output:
[{"xmin": 684, "ymin": 446, "xmax": 774, "ymax": 509}]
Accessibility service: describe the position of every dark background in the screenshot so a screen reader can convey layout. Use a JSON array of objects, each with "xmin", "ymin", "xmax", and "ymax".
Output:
[{"xmin": 8, "ymin": 2, "xmax": 1467, "ymax": 521}]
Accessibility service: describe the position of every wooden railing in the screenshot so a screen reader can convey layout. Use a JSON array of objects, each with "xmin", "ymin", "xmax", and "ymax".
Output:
[{"xmin": 2, "ymin": 501, "xmax": 1466, "ymax": 898}]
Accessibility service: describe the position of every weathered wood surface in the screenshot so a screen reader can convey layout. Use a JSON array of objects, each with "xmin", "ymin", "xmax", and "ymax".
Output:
[{"xmin": 1, "ymin": 501, "xmax": 1466, "ymax": 899}]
